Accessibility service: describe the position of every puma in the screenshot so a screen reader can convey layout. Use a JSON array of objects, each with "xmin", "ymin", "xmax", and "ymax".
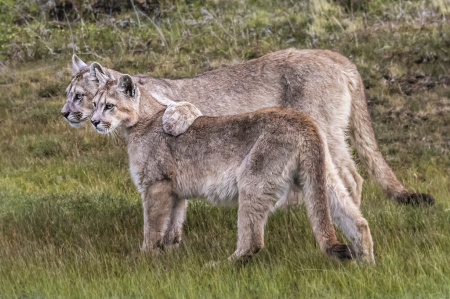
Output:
[
  {"xmin": 62, "ymin": 50, "xmax": 434, "ymax": 206},
  {"xmin": 89, "ymin": 73, "xmax": 375, "ymax": 263}
]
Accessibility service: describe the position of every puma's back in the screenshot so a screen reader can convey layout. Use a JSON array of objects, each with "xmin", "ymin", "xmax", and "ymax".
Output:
[{"xmin": 143, "ymin": 48, "xmax": 356, "ymax": 128}]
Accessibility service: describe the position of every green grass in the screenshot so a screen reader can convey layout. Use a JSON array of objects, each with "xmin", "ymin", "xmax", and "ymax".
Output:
[{"xmin": 1, "ymin": 0, "xmax": 450, "ymax": 297}]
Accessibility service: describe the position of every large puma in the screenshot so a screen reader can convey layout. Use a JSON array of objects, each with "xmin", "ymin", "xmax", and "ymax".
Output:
[
  {"xmin": 62, "ymin": 49, "xmax": 434, "ymax": 206},
  {"xmin": 89, "ymin": 73, "xmax": 375, "ymax": 263}
]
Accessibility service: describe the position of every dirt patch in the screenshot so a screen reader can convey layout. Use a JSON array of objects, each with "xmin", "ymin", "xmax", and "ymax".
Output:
[{"xmin": 384, "ymin": 74, "xmax": 450, "ymax": 96}]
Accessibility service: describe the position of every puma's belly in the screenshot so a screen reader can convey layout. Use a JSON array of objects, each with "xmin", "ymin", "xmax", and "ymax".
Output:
[{"xmin": 176, "ymin": 166, "xmax": 239, "ymax": 206}]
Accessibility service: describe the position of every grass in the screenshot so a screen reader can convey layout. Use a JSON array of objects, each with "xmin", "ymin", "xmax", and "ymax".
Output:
[{"xmin": 0, "ymin": 0, "xmax": 450, "ymax": 297}]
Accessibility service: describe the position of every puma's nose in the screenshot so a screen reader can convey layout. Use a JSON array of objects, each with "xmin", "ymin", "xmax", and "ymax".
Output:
[
  {"xmin": 62, "ymin": 111, "xmax": 70, "ymax": 118},
  {"xmin": 91, "ymin": 120, "xmax": 100, "ymax": 127}
]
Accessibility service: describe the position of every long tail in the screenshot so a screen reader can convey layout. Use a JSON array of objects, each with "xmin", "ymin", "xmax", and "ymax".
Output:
[{"xmin": 347, "ymin": 70, "xmax": 434, "ymax": 205}]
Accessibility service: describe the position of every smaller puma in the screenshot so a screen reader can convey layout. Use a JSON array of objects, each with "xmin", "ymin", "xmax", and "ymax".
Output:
[{"xmin": 90, "ymin": 73, "xmax": 374, "ymax": 263}]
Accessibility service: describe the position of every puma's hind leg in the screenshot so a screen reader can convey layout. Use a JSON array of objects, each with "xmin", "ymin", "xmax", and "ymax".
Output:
[
  {"xmin": 327, "ymin": 182, "xmax": 374, "ymax": 263},
  {"xmin": 228, "ymin": 187, "xmax": 273, "ymax": 264},
  {"xmin": 231, "ymin": 138, "xmax": 291, "ymax": 263},
  {"xmin": 297, "ymin": 128, "xmax": 373, "ymax": 262},
  {"xmin": 337, "ymin": 163, "xmax": 363, "ymax": 207},
  {"xmin": 323, "ymin": 130, "xmax": 363, "ymax": 207},
  {"xmin": 298, "ymin": 163, "xmax": 355, "ymax": 261},
  {"xmin": 323, "ymin": 152, "xmax": 374, "ymax": 263}
]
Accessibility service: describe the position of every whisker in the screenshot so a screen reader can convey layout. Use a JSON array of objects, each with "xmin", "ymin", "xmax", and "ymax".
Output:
[
  {"xmin": 108, "ymin": 129, "xmax": 114, "ymax": 143},
  {"xmin": 112, "ymin": 128, "xmax": 120, "ymax": 145},
  {"xmin": 106, "ymin": 128, "xmax": 112, "ymax": 142}
]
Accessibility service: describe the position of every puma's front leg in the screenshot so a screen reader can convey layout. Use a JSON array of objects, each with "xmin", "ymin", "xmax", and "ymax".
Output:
[
  {"xmin": 141, "ymin": 180, "xmax": 177, "ymax": 255},
  {"xmin": 163, "ymin": 199, "xmax": 187, "ymax": 249}
]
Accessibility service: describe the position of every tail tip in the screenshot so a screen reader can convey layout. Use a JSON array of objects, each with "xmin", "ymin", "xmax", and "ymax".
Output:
[
  {"xmin": 326, "ymin": 243, "xmax": 356, "ymax": 260},
  {"xmin": 397, "ymin": 193, "xmax": 435, "ymax": 206}
]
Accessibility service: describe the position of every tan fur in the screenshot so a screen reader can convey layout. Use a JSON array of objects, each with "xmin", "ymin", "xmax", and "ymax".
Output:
[
  {"xmin": 62, "ymin": 51, "xmax": 433, "ymax": 205},
  {"xmin": 90, "ymin": 75, "xmax": 375, "ymax": 263}
]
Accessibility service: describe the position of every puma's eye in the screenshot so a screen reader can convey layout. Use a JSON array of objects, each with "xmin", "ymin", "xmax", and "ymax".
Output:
[
  {"xmin": 74, "ymin": 93, "xmax": 84, "ymax": 101},
  {"xmin": 93, "ymin": 102, "xmax": 97, "ymax": 108},
  {"xmin": 105, "ymin": 103, "xmax": 114, "ymax": 110}
]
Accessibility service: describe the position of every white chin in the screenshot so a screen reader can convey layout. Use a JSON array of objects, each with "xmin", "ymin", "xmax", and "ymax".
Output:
[
  {"xmin": 96, "ymin": 127, "xmax": 108, "ymax": 134},
  {"xmin": 70, "ymin": 121, "xmax": 86, "ymax": 128}
]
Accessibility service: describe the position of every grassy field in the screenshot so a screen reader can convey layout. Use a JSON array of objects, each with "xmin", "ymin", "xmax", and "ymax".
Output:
[{"xmin": 1, "ymin": 0, "xmax": 450, "ymax": 297}]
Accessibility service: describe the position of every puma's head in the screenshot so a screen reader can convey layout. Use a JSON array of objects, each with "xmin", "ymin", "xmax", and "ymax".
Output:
[
  {"xmin": 61, "ymin": 55, "xmax": 114, "ymax": 127},
  {"xmin": 91, "ymin": 73, "xmax": 202, "ymax": 136},
  {"xmin": 90, "ymin": 74, "xmax": 142, "ymax": 134}
]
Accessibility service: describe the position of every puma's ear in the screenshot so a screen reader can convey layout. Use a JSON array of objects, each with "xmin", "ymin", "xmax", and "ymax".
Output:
[
  {"xmin": 118, "ymin": 74, "xmax": 136, "ymax": 98},
  {"xmin": 72, "ymin": 54, "xmax": 88, "ymax": 72},
  {"xmin": 163, "ymin": 102, "xmax": 203, "ymax": 136},
  {"xmin": 95, "ymin": 69, "xmax": 109, "ymax": 88},
  {"xmin": 90, "ymin": 62, "xmax": 114, "ymax": 82}
]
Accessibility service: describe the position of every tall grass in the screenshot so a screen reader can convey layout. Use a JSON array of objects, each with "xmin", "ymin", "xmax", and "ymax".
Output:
[{"xmin": 0, "ymin": 0, "xmax": 449, "ymax": 297}]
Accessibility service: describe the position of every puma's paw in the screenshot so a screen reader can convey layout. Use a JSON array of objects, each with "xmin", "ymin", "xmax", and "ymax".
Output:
[{"xmin": 162, "ymin": 102, "xmax": 202, "ymax": 136}]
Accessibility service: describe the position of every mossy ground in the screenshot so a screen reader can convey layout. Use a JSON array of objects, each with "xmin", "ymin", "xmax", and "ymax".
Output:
[{"xmin": 0, "ymin": 0, "xmax": 449, "ymax": 298}]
